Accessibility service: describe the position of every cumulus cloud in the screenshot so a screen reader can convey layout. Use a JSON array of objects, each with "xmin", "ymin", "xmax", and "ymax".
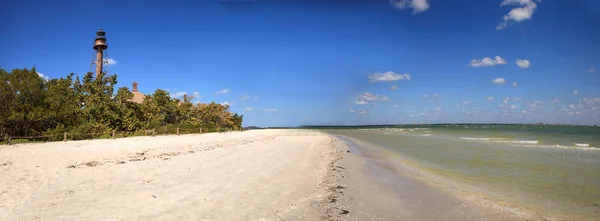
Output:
[
  {"xmin": 516, "ymin": 59, "xmax": 530, "ymax": 68},
  {"xmin": 243, "ymin": 107, "xmax": 253, "ymax": 111},
  {"xmin": 390, "ymin": 0, "xmax": 430, "ymax": 14},
  {"xmin": 36, "ymin": 72, "xmax": 50, "ymax": 81},
  {"xmin": 503, "ymin": 97, "xmax": 510, "ymax": 104},
  {"xmin": 356, "ymin": 92, "xmax": 389, "ymax": 104},
  {"xmin": 368, "ymin": 71, "xmax": 411, "ymax": 83},
  {"xmin": 510, "ymin": 104, "xmax": 518, "ymax": 110},
  {"xmin": 170, "ymin": 91, "xmax": 187, "ymax": 98},
  {"xmin": 265, "ymin": 108, "xmax": 278, "ymax": 112},
  {"xmin": 220, "ymin": 101, "xmax": 233, "ymax": 106},
  {"xmin": 459, "ymin": 101, "xmax": 472, "ymax": 106},
  {"xmin": 497, "ymin": 0, "xmax": 539, "ymax": 30},
  {"xmin": 469, "ymin": 56, "xmax": 507, "ymax": 67},
  {"xmin": 486, "ymin": 96, "xmax": 495, "ymax": 101},
  {"xmin": 492, "ymin": 78, "xmax": 506, "ymax": 84},
  {"xmin": 513, "ymin": 82, "xmax": 518, "ymax": 87},
  {"xmin": 192, "ymin": 92, "xmax": 201, "ymax": 98},
  {"xmin": 216, "ymin": 88, "xmax": 231, "ymax": 94},
  {"xmin": 589, "ymin": 68, "xmax": 596, "ymax": 73},
  {"xmin": 390, "ymin": 85, "xmax": 398, "ymax": 90},
  {"xmin": 573, "ymin": 90, "xmax": 579, "ymax": 95},
  {"xmin": 240, "ymin": 95, "xmax": 252, "ymax": 100},
  {"xmin": 103, "ymin": 58, "xmax": 117, "ymax": 65}
]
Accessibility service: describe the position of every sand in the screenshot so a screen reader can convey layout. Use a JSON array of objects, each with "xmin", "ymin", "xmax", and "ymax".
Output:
[{"xmin": 1, "ymin": 129, "xmax": 536, "ymax": 221}]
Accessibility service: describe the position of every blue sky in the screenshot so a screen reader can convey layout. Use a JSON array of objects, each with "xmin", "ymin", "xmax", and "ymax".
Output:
[{"xmin": 1, "ymin": 0, "xmax": 600, "ymax": 126}]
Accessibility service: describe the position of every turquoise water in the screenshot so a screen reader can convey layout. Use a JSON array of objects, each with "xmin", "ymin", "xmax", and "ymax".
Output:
[{"xmin": 322, "ymin": 124, "xmax": 600, "ymax": 220}]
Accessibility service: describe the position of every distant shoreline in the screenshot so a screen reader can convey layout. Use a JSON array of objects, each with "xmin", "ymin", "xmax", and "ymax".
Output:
[{"xmin": 250, "ymin": 123, "xmax": 600, "ymax": 129}]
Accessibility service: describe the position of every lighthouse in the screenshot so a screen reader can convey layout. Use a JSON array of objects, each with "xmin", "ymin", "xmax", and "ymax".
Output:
[{"xmin": 92, "ymin": 28, "xmax": 108, "ymax": 79}]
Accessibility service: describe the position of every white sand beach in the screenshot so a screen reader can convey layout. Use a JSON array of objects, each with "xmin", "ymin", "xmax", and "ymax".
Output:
[{"xmin": 0, "ymin": 129, "xmax": 532, "ymax": 221}]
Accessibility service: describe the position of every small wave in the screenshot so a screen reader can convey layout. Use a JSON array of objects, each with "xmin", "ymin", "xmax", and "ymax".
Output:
[
  {"xmin": 520, "ymin": 144, "xmax": 599, "ymax": 151},
  {"xmin": 574, "ymin": 143, "xmax": 590, "ymax": 147},
  {"xmin": 497, "ymin": 140, "xmax": 539, "ymax": 144},
  {"xmin": 460, "ymin": 137, "xmax": 507, "ymax": 141},
  {"xmin": 420, "ymin": 134, "xmax": 433, "ymax": 136}
]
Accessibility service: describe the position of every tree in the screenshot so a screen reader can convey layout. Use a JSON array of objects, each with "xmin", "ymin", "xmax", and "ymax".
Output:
[{"xmin": 0, "ymin": 67, "xmax": 244, "ymax": 140}]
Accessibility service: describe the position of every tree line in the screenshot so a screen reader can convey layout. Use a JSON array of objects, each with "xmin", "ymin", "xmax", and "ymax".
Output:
[{"xmin": 0, "ymin": 67, "xmax": 243, "ymax": 140}]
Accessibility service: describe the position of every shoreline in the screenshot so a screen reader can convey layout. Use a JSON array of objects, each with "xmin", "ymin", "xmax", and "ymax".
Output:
[
  {"xmin": 0, "ymin": 129, "xmax": 571, "ymax": 220},
  {"xmin": 332, "ymin": 134, "xmax": 568, "ymax": 221}
]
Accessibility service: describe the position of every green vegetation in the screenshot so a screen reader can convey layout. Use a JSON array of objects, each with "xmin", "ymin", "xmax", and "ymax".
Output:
[{"xmin": 0, "ymin": 67, "xmax": 243, "ymax": 142}]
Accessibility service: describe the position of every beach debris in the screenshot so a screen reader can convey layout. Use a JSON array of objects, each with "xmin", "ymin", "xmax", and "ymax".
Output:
[
  {"xmin": 346, "ymin": 150, "xmax": 350, "ymax": 153},
  {"xmin": 340, "ymin": 209, "xmax": 350, "ymax": 214},
  {"xmin": 152, "ymin": 195, "xmax": 157, "ymax": 198},
  {"xmin": 67, "ymin": 165, "xmax": 76, "ymax": 168},
  {"xmin": 1, "ymin": 161, "xmax": 11, "ymax": 167},
  {"xmin": 84, "ymin": 161, "xmax": 100, "ymax": 167},
  {"xmin": 116, "ymin": 161, "xmax": 126, "ymax": 164}
]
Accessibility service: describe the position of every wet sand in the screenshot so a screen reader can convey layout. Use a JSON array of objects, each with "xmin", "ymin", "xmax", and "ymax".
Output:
[{"xmin": 334, "ymin": 135, "xmax": 554, "ymax": 221}]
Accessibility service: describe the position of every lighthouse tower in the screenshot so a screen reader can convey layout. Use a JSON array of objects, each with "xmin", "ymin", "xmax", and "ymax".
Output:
[{"xmin": 92, "ymin": 28, "xmax": 108, "ymax": 79}]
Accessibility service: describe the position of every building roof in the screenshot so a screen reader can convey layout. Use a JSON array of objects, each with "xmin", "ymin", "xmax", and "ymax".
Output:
[
  {"xmin": 131, "ymin": 91, "xmax": 146, "ymax": 104},
  {"xmin": 129, "ymin": 82, "xmax": 146, "ymax": 104}
]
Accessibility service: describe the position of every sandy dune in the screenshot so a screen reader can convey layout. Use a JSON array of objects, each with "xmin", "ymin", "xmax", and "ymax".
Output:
[{"xmin": 0, "ymin": 130, "xmax": 345, "ymax": 221}]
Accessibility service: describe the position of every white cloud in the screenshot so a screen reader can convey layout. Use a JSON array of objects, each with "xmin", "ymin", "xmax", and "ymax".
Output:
[
  {"xmin": 423, "ymin": 93, "xmax": 445, "ymax": 98},
  {"xmin": 243, "ymin": 107, "xmax": 253, "ymax": 111},
  {"xmin": 103, "ymin": 58, "xmax": 117, "ymax": 65},
  {"xmin": 170, "ymin": 91, "xmax": 187, "ymax": 98},
  {"xmin": 220, "ymin": 101, "xmax": 233, "ymax": 106},
  {"xmin": 390, "ymin": 0, "xmax": 430, "ymax": 14},
  {"xmin": 191, "ymin": 92, "xmax": 201, "ymax": 99},
  {"xmin": 493, "ymin": 78, "xmax": 506, "ymax": 84},
  {"xmin": 516, "ymin": 59, "xmax": 531, "ymax": 68},
  {"xmin": 573, "ymin": 90, "xmax": 579, "ymax": 95},
  {"xmin": 486, "ymin": 96, "xmax": 495, "ymax": 101},
  {"xmin": 497, "ymin": 0, "xmax": 538, "ymax": 30},
  {"xmin": 569, "ymin": 104, "xmax": 576, "ymax": 109},
  {"xmin": 589, "ymin": 68, "xmax": 596, "ymax": 73},
  {"xmin": 393, "ymin": 104, "xmax": 399, "ymax": 108},
  {"xmin": 434, "ymin": 107, "xmax": 442, "ymax": 112},
  {"xmin": 254, "ymin": 96, "xmax": 259, "ymax": 100},
  {"xmin": 368, "ymin": 71, "xmax": 411, "ymax": 83},
  {"xmin": 390, "ymin": 85, "xmax": 398, "ymax": 90},
  {"xmin": 510, "ymin": 104, "xmax": 518, "ymax": 110},
  {"xmin": 356, "ymin": 92, "xmax": 389, "ymax": 104},
  {"xmin": 503, "ymin": 97, "xmax": 511, "ymax": 104},
  {"xmin": 460, "ymin": 101, "xmax": 471, "ymax": 105},
  {"xmin": 350, "ymin": 108, "xmax": 369, "ymax": 116},
  {"xmin": 265, "ymin": 108, "xmax": 278, "ymax": 112},
  {"xmin": 37, "ymin": 72, "xmax": 50, "ymax": 81},
  {"xmin": 240, "ymin": 95, "xmax": 252, "ymax": 100},
  {"xmin": 580, "ymin": 98, "xmax": 600, "ymax": 105},
  {"xmin": 216, "ymin": 88, "xmax": 230, "ymax": 94},
  {"xmin": 513, "ymin": 82, "xmax": 518, "ymax": 87},
  {"xmin": 469, "ymin": 56, "xmax": 507, "ymax": 67}
]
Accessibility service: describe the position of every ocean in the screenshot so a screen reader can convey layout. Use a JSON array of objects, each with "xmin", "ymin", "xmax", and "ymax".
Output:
[{"xmin": 320, "ymin": 124, "xmax": 600, "ymax": 220}]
